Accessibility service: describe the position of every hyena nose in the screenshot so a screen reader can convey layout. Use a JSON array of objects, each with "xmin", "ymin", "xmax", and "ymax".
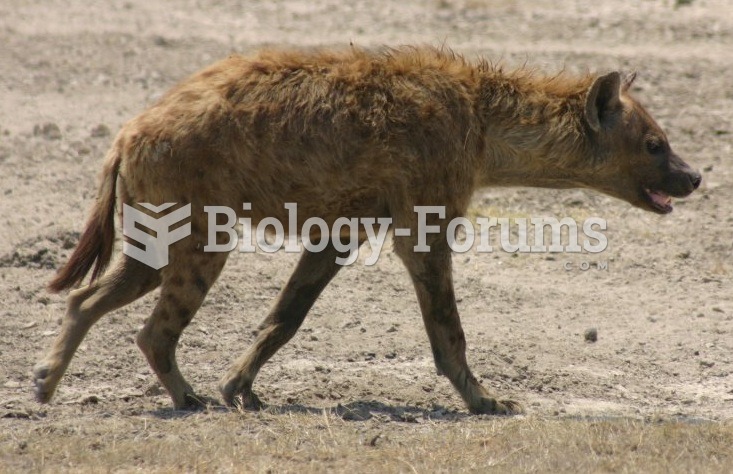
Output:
[{"xmin": 690, "ymin": 171, "xmax": 702, "ymax": 190}]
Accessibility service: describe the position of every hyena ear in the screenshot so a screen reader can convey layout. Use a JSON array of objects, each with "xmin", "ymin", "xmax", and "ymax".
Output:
[
  {"xmin": 622, "ymin": 71, "xmax": 638, "ymax": 92},
  {"xmin": 585, "ymin": 71, "xmax": 622, "ymax": 132}
]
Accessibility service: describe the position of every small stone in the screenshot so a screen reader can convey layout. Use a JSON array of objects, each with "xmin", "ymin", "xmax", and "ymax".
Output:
[
  {"xmin": 584, "ymin": 327, "xmax": 598, "ymax": 343},
  {"xmin": 144, "ymin": 383, "xmax": 165, "ymax": 396},
  {"xmin": 80, "ymin": 395, "xmax": 100, "ymax": 405},
  {"xmin": 90, "ymin": 124, "xmax": 110, "ymax": 138},
  {"xmin": 367, "ymin": 433, "xmax": 382, "ymax": 446},
  {"xmin": 153, "ymin": 35, "xmax": 171, "ymax": 47},
  {"xmin": 339, "ymin": 405, "xmax": 370, "ymax": 421},
  {"xmin": 34, "ymin": 122, "xmax": 62, "ymax": 140},
  {"xmin": 398, "ymin": 411, "xmax": 420, "ymax": 423}
]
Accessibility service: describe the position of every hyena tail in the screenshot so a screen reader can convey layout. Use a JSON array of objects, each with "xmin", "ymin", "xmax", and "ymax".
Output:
[{"xmin": 47, "ymin": 145, "xmax": 122, "ymax": 293}]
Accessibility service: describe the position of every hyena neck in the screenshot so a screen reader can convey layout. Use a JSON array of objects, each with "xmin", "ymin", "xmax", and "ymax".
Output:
[{"xmin": 472, "ymin": 71, "xmax": 594, "ymax": 190}]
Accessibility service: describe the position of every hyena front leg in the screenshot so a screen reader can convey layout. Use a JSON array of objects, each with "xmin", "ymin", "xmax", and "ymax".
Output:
[
  {"xmin": 34, "ymin": 257, "xmax": 161, "ymax": 403},
  {"xmin": 136, "ymin": 249, "xmax": 229, "ymax": 410},
  {"xmin": 394, "ymin": 236, "xmax": 523, "ymax": 415},
  {"xmin": 219, "ymin": 242, "xmax": 351, "ymax": 409}
]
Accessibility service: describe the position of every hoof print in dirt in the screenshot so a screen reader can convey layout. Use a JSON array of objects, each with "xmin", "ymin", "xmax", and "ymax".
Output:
[{"xmin": 0, "ymin": 231, "xmax": 80, "ymax": 271}]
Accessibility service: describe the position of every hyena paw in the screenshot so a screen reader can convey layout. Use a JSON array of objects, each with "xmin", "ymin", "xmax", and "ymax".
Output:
[
  {"xmin": 221, "ymin": 387, "xmax": 265, "ymax": 411},
  {"xmin": 232, "ymin": 391, "xmax": 265, "ymax": 411},
  {"xmin": 32, "ymin": 362, "xmax": 55, "ymax": 404},
  {"xmin": 220, "ymin": 379, "xmax": 265, "ymax": 410},
  {"xmin": 175, "ymin": 392, "xmax": 215, "ymax": 411},
  {"xmin": 469, "ymin": 397, "xmax": 524, "ymax": 416}
]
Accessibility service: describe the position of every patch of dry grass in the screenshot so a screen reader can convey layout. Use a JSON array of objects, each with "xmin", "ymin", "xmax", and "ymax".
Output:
[{"xmin": 3, "ymin": 409, "xmax": 732, "ymax": 473}]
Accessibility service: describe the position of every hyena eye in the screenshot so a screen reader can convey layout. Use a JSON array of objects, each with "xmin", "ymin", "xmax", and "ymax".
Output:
[{"xmin": 645, "ymin": 138, "xmax": 665, "ymax": 155}]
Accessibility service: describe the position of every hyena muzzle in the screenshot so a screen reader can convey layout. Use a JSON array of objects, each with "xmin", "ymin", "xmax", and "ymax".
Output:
[{"xmin": 34, "ymin": 47, "xmax": 700, "ymax": 414}]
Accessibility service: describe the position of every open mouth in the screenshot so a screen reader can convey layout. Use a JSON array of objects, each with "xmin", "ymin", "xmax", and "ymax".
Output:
[{"xmin": 642, "ymin": 187, "xmax": 673, "ymax": 214}]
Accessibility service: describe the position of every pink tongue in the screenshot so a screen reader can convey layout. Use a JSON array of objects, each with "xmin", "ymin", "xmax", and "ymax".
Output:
[{"xmin": 649, "ymin": 190, "xmax": 671, "ymax": 207}]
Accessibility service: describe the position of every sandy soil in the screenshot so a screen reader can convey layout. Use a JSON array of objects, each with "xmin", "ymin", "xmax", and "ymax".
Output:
[{"xmin": 1, "ymin": 0, "xmax": 732, "ymax": 451}]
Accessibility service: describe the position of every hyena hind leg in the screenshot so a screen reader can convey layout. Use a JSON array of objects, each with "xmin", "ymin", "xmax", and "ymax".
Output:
[
  {"xmin": 136, "ymin": 250, "xmax": 228, "ymax": 410},
  {"xmin": 219, "ymin": 242, "xmax": 349, "ymax": 409},
  {"xmin": 34, "ymin": 256, "xmax": 161, "ymax": 403},
  {"xmin": 395, "ymin": 238, "xmax": 523, "ymax": 416}
]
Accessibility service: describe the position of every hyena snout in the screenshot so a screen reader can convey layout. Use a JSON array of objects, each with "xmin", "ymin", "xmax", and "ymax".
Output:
[
  {"xmin": 639, "ymin": 154, "xmax": 701, "ymax": 214},
  {"xmin": 689, "ymin": 170, "xmax": 702, "ymax": 190},
  {"xmin": 665, "ymin": 155, "xmax": 702, "ymax": 197}
]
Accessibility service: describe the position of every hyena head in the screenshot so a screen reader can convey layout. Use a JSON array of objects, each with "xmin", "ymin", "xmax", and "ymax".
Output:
[{"xmin": 582, "ymin": 71, "xmax": 701, "ymax": 214}]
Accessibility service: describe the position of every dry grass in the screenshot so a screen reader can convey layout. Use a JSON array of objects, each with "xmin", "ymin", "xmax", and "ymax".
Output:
[{"xmin": 2, "ymin": 408, "xmax": 732, "ymax": 473}]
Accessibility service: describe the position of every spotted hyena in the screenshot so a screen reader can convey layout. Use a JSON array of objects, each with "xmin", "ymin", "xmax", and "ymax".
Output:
[{"xmin": 34, "ymin": 47, "xmax": 700, "ymax": 414}]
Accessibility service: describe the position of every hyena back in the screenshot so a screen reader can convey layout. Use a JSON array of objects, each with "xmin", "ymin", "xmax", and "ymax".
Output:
[{"xmin": 35, "ymin": 47, "xmax": 700, "ymax": 414}]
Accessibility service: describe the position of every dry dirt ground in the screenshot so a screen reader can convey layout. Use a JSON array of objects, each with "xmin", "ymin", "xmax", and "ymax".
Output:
[{"xmin": 1, "ymin": 0, "xmax": 732, "ymax": 472}]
